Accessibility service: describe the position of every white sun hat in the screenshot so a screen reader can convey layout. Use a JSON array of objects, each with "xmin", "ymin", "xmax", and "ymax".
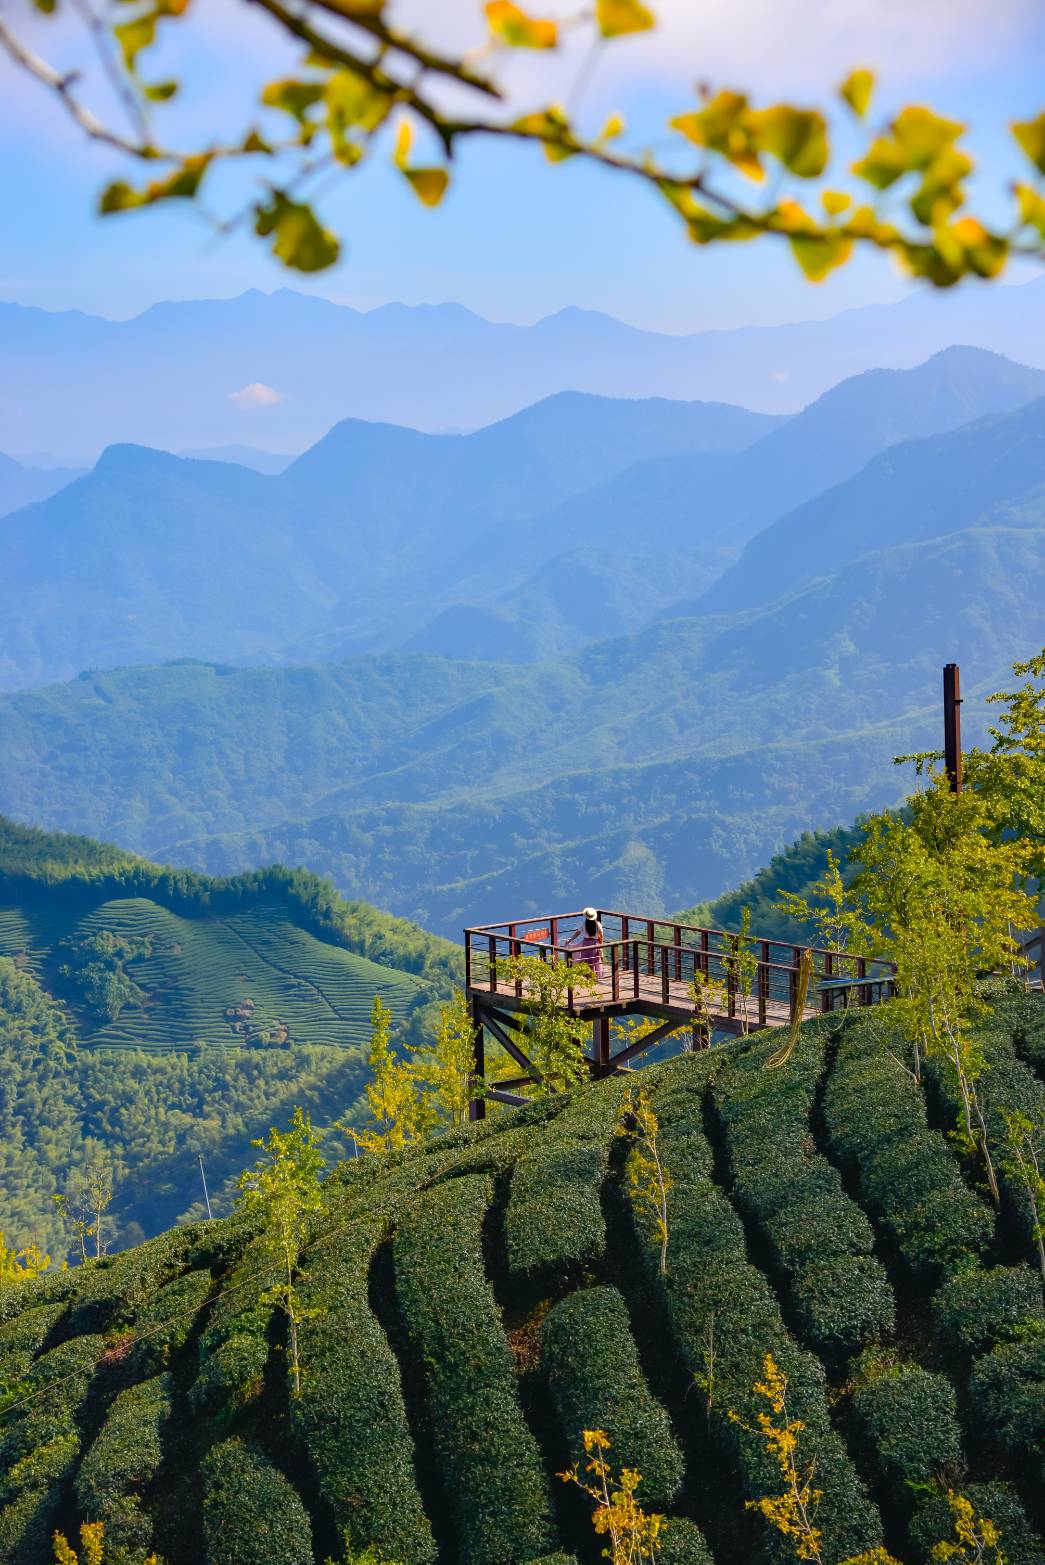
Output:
[{"xmin": 583, "ymin": 906, "xmax": 598, "ymax": 919}]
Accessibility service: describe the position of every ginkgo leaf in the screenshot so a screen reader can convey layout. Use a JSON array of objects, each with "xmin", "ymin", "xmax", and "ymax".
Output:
[
  {"xmin": 751, "ymin": 106, "xmax": 828, "ymax": 178},
  {"xmin": 255, "ymin": 193, "xmax": 341, "ymax": 272},
  {"xmin": 821, "ymin": 189, "xmax": 851, "ymax": 216},
  {"xmin": 99, "ymin": 154, "xmax": 211, "ymax": 213},
  {"xmin": 840, "ymin": 69, "xmax": 874, "ymax": 117},
  {"xmin": 598, "ymin": 113, "xmax": 625, "ymax": 141},
  {"xmin": 405, "ymin": 167, "xmax": 450, "ymax": 207},
  {"xmin": 596, "ymin": 0, "xmax": 656, "ymax": 38},
  {"xmin": 1013, "ymin": 112, "xmax": 1045, "ymax": 175},
  {"xmin": 485, "ymin": 1, "xmax": 557, "ymax": 48},
  {"xmin": 262, "ymin": 79, "xmax": 325, "ymax": 123},
  {"xmin": 1016, "ymin": 182, "xmax": 1045, "ymax": 239}
]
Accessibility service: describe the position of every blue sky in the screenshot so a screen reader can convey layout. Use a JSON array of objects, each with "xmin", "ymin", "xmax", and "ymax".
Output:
[{"xmin": 2, "ymin": 0, "xmax": 1044, "ymax": 331}]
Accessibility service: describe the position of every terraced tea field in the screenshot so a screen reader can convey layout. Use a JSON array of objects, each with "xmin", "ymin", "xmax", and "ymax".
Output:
[
  {"xmin": 0, "ymin": 893, "xmax": 423, "ymax": 1052},
  {"xmin": 2, "ymin": 994, "xmax": 1043, "ymax": 1565}
]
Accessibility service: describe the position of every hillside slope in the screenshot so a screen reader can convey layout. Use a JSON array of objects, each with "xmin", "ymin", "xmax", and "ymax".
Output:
[
  {"xmin": 0, "ymin": 819, "xmax": 459, "ymax": 1254},
  {"xmin": 1, "ymin": 999, "xmax": 1043, "ymax": 1565}
]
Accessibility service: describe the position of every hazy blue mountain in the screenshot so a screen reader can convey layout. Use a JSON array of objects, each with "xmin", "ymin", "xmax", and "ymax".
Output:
[
  {"xmin": 0, "ymin": 390, "xmax": 777, "ymax": 689},
  {"xmin": 405, "ymin": 348, "xmax": 1045, "ymax": 661},
  {"xmin": 1, "ymin": 401, "xmax": 1041, "ymax": 935},
  {"xmin": 4, "ymin": 274, "xmax": 1045, "ymax": 453},
  {"xmin": 178, "ymin": 444, "xmax": 296, "ymax": 473},
  {"xmin": 700, "ymin": 388, "xmax": 1045, "ymax": 614},
  {"xmin": 0, "ymin": 451, "xmax": 84, "ymax": 517}
]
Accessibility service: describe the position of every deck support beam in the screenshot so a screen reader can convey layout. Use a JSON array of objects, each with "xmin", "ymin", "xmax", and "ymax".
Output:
[{"xmin": 468, "ymin": 995, "xmax": 486, "ymax": 1122}]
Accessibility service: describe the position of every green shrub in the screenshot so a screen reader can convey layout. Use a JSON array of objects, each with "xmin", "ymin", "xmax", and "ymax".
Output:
[
  {"xmin": 76, "ymin": 1372, "xmax": 170, "ymax": 1554},
  {"xmin": 540, "ymin": 1285, "xmax": 685, "ymax": 1509},
  {"xmin": 189, "ymin": 1233, "xmax": 274, "ymax": 1417},
  {"xmin": 850, "ymin": 1360, "xmax": 962, "ymax": 1490},
  {"xmin": 127, "ymin": 1265, "xmax": 215, "ymax": 1378},
  {"xmin": 634, "ymin": 1086, "xmax": 884, "ymax": 1565},
  {"xmin": 0, "ymin": 1333, "xmax": 106, "ymax": 1565},
  {"xmin": 0, "ymin": 1300, "xmax": 67, "ymax": 1387},
  {"xmin": 291, "ymin": 1212, "xmax": 435, "ymax": 1565},
  {"xmin": 658, "ymin": 1516, "xmax": 715, "ymax": 1565},
  {"xmin": 66, "ymin": 1224, "xmax": 195, "ymax": 1333},
  {"xmin": 790, "ymin": 1256, "xmax": 895, "ymax": 1360},
  {"xmin": 823, "ymin": 1016, "xmax": 994, "ymax": 1280},
  {"xmin": 713, "ymin": 1029, "xmax": 893, "ymax": 1362},
  {"xmin": 504, "ymin": 1083, "xmax": 627, "ymax": 1282},
  {"xmin": 932, "ymin": 1265, "xmax": 1045, "ymax": 1355},
  {"xmin": 908, "ymin": 1481, "xmax": 1042, "ymax": 1565},
  {"xmin": 968, "ymin": 1337, "xmax": 1045, "ymax": 1475},
  {"xmin": 201, "ymin": 1437, "xmax": 313, "ymax": 1565},
  {"xmin": 394, "ymin": 1173, "xmax": 554, "ymax": 1565},
  {"xmin": 0, "ymin": 1268, "xmax": 78, "ymax": 1328}
]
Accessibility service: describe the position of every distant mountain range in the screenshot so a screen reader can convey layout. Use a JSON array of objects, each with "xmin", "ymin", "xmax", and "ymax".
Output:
[
  {"xmin": 2, "ymin": 373, "xmax": 1043, "ymax": 934},
  {"xmin": 2, "ymin": 346, "xmax": 1041, "ymax": 692},
  {"xmin": 0, "ymin": 450, "xmax": 86, "ymax": 518},
  {"xmin": 4, "ymin": 275, "xmax": 1045, "ymax": 453}
]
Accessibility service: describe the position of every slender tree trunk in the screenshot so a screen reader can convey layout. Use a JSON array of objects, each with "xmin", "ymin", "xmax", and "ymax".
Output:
[{"xmin": 286, "ymin": 1257, "xmax": 301, "ymax": 1396}]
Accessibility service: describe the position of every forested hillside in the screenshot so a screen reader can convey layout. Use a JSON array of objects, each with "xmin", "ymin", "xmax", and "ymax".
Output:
[
  {"xmin": 1, "ymin": 997, "xmax": 1043, "ymax": 1565},
  {"xmin": 0, "ymin": 819, "xmax": 459, "ymax": 1258}
]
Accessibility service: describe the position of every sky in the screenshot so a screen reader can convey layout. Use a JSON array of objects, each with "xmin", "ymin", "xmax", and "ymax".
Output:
[{"xmin": 2, "ymin": 0, "xmax": 1044, "ymax": 332}]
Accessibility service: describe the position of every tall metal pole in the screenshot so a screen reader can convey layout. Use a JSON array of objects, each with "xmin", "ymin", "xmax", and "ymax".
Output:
[
  {"xmin": 943, "ymin": 663, "xmax": 963, "ymax": 793},
  {"xmin": 197, "ymin": 1153, "xmax": 213, "ymax": 1220}
]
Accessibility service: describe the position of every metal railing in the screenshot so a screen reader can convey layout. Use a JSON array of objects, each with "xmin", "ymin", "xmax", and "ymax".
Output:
[{"xmin": 463, "ymin": 909, "xmax": 895, "ymax": 1023}]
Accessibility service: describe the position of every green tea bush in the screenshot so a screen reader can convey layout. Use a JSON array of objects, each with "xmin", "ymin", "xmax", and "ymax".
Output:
[
  {"xmin": 968, "ymin": 1337, "xmax": 1045, "ymax": 1478},
  {"xmin": 823, "ymin": 1016, "xmax": 994, "ymax": 1279},
  {"xmin": 292, "ymin": 1212, "xmax": 435, "ymax": 1565},
  {"xmin": 658, "ymin": 1516, "xmax": 716, "ymax": 1565},
  {"xmin": 0, "ymin": 1300, "xmax": 67, "ymax": 1385},
  {"xmin": 0, "ymin": 1333, "xmax": 105, "ymax": 1565},
  {"xmin": 67, "ymin": 1225, "xmax": 195, "ymax": 1334},
  {"xmin": 932, "ymin": 1265, "xmax": 1044, "ymax": 1355},
  {"xmin": 0, "ymin": 1268, "xmax": 77, "ymax": 1329},
  {"xmin": 201, "ymin": 1437, "xmax": 313, "ymax": 1565},
  {"xmin": 127, "ymin": 1265, "xmax": 215, "ymax": 1378},
  {"xmin": 504, "ymin": 1083, "xmax": 627, "ymax": 1282},
  {"xmin": 394, "ymin": 1173, "xmax": 554, "ymax": 1565},
  {"xmin": 540, "ymin": 1285, "xmax": 685, "ymax": 1508},
  {"xmin": 637, "ymin": 1090, "xmax": 884, "ymax": 1565},
  {"xmin": 713, "ymin": 1030, "xmax": 894, "ymax": 1361},
  {"xmin": 850, "ymin": 1360, "xmax": 962, "ymax": 1490},
  {"xmin": 76, "ymin": 1372, "xmax": 170, "ymax": 1555},
  {"xmin": 189, "ymin": 1233, "xmax": 274, "ymax": 1417},
  {"xmin": 909, "ymin": 1481, "xmax": 1041, "ymax": 1565}
]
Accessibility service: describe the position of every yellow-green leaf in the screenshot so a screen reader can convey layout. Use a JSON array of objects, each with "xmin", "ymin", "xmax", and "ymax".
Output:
[
  {"xmin": 789, "ymin": 230, "xmax": 853, "ymax": 281},
  {"xmin": 596, "ymin": 0, "xmax": 655, "ymax": 38},
  {"xmin": 852, "ymin": 135, "xmax": 908, "ymax": 191},
  {"xmin": 891, "ymin": 106, "xmax": 964, "ymax": 168},
  {"xmin": 750, "ymin": 105, "xmax": 828, "ymax": 178},
  {"xmin": 671, "ymin": 93, "xmax": 763, "ymax": 180},
  {"xmin": 840, "ymin": 69, "xmax": 874, "ymax": 117},
  {"xmin": 242, "ymin": 128, "xmax": 273, "ymax": 154},
  {"xmin": 821, "ymin": 189, "xmax": 850, "ymax": 217},
  {"xmin": 143, "ymin": 80, "xmax": 178, "ymax": 102},
  {"xmin": 113, "ymin": 12, "xmax": 158, "ymax": 72},
  {"xmin": 99, "ymin": 154, "xmax": 211, "ymax": 214},
  {"xmin": 598, "ymin": 113, "xmax": 625, "ymax": 142},
  {"xmin": 255, "ymin": 193, "xmax": 341, "ymax": 272},
  {"xmin": 513, "ymin": 106, "xmax": 576, "ymax": 161},
  {"xmin": 262, "ymin": 79, "xmax": 326, "ymax": 124},
  {"xmin": 1013, "ymin": 112, "xmax": 1045, "ymax": 175},
  {"xmin": 910, "ymin": 147, "xmax": 971, "ymax": 227},
  {"xmin": 404, "ymin": 168, "xmax": 450, "ymax": 207},
  {"xmin": 394, "ymin": 118, "xmax": 413, "ymax": 168},
  {"xmin": 1016, "ymin": 182, "xmax": 1045, "ymax": 240},
  {"xmin": 485, "ymin": 1, "xmax": 557, "ymax": 48}
]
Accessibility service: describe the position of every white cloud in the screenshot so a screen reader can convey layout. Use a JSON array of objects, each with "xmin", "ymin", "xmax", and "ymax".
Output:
[{"xmin": 228, "ymin": 382, "xmax": 283, "ymax": 409}]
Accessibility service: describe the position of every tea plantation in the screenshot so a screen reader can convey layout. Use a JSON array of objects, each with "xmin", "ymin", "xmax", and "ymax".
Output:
[{"xmin": 1, "ymin": 994, "xmax": 1043, "ymax": 1565}]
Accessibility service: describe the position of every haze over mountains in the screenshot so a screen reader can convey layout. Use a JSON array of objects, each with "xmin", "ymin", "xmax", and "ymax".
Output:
[
  {"xmin": 2, "ymin": 345, "xmax": 1041, "ymax": 692},
  {"xmin": 1, "ymin": 358, "xmax": 1043, "ymax": 934},
  {"xmin": 4, "ymin": 274, "xmax": 1045, "ymax": 454}
]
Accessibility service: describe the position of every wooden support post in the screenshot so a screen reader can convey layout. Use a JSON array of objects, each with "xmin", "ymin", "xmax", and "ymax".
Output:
[
  {"xmin": 759, "ymin": 941, "xmax": 769, "ymax": 1027},
  {"xmin": 488, "ymin": 934, "xmax": 497, "ymax": 993},
  {"xmin": 593, "ymin": 1014, "xmax": 611, "ymax": 1077},
  {"xmin": 822, "ymin": 950, "xmax": 833, "ymax": 1014},
  {"xmin": 944, "ymin": 662, "xmax": 963, "ymax": 794},
  {"xmin": 469, "ymin": 997, "xmax": 486, "ymax": 1122},
  {"xmin": 674, "ymin": 924, "xmax": 682, "ymax": 983}
]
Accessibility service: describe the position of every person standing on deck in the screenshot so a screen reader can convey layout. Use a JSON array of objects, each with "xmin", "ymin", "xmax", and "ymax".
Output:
[{"xmin": 564, "ymin": 907, "xmax": 604, "ymax": 978}]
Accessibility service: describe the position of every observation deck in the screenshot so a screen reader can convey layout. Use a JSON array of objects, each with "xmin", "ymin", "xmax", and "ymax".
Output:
[{"xmin": 463, "ymin": 908, "xmax": 895, "ymax": 1116}]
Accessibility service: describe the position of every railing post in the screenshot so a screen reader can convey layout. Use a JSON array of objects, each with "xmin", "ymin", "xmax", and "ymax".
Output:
[
  {"xmin": 550, "ymin": 916, "xmax": 559, "ymax": 958},
  {"xmin": 858, "ymin": 956, "xmax": 869, "ymax": 1007},
  {"xmin": 701, "ymin": 929, "xmax": 710, "ymax": 977},
  {"xmin": 611, "ymin": 943, "xmax": 620, "ymax": 1002},
  {"xmin": 647, "ymin": 920, "xmax": 655, "ymax": 977},
  {"xmin": 661, "ymin": 947, "xmax": 670, "ymax": 1004},
  {"xmin": 822, "ymin": 950, "xmax": 833, "ymax": 1014},
  {"xmin": 488, "ymin": 934, "xmax": 497, "ymax": 993},
  {"xmin": 727, "ymin": 947, "xmax": 737, "ymax": 1019},
  {"xmin": 510, "ymin": 923, "xmax": 523, "ymax": 999},
  {"xmin": 465, "ymin": 931, "xmax": 472, "ymax": 992},
  {"xmin": 566, "ymin": 948, "xmax": 574, "ymax": 1013},
  {"xmin": 632, "ymin": 939, "xmax": 640, "ymax": 999},
  {"xmin": 789, "ymin": 961, "xmax": 799, "ymax": 1024},
  {"xmin": 759, "ymin": 941, "xmax": 769, "ymax": 1027},
  {"xmin": 674, "ymin": 924, "xmax": 682, "ymax": 983}
]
